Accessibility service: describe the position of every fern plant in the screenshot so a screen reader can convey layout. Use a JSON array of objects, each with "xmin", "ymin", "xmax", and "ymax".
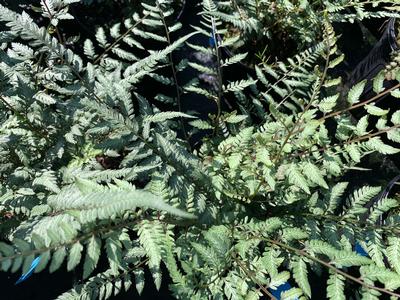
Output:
[
  {"xmin": 2, "ymin": 1, "xmax": 400, "ymax": 300},
  {"xmin": 204, "ymin": 0, "xmax": 400, "ymax": 64}
]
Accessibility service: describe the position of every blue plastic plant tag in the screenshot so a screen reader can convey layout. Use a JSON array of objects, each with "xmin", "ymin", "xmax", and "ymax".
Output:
[
  {"xmin": 209, "ymin": 31, "xmax": 216, "ymax": 47},
  {"xmin": 355, "ymin": 242, "xmax": 369, "ymax": 257},
  {"xmin": 270, "ymin": 282, "xmax": 299, "ymax": 300},
  {"xmin": 15, "ymin": 256, "xmax": 41, "ymax": 285},
  {"xmin": 209, "ymin": 20, "xmax": 217, "ymax": 48},
  {"xmin": 268, "ymin": 242, "xmax": 367, "ymax": 299}
]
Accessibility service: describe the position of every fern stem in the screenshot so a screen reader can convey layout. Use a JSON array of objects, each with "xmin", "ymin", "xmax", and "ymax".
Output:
[
  {"xmin": 276, "ymin": 81, "xmax": 400, "ymax": 147},
  {"xmin": 43, "ymin": 31, "xmax": 214, "ymax": 201},
  {"xmin": 75, "ymin": 258, "xmax": 149, "ymax": 299},
  {"xmin": 93, "ymin": 12, "xmax": 151, "ymax": 65},
  {"xmin": 233, "ymin": 255, "xmax": 277, "ymax": 300},
  {"xmin": 265, "ymin": 89, "xmax": 296, "ymax": 121},
  {"xmin": 211, "ymin": 17, "xmax": 223, "ymax": 135},
  {"xmin": 261, "ymin": 52, "xmax": 315, "ymax": 120},
  {"xmin": 42, "ymin": 0, "xmax": 64, "ymax": 46},
  {"xmin": 0, "ymin": 94, "xmax": 20, "ymax": 117},
  {"xmin": 0, "ymin": 218, "xmax": 141, "ymax": 262},
  {"xmin": 265, "ymin": 238, "xmax": 400, "ymax": 298},
  {"xmin": 156, "ymin": 1, "xmax": 191, "ymax": 149},
  {"xmin": 0, "ymin": 94, "xmax": 48, "ymax": 140},
  {"xmin": 321, "ymin": 82, "xmax": 400, "ymax": 122},
  {"xmin": 301, "ymin": 213, "xmax": 400, "ymax": 235},
  {"xmin": 341, "ymin": 1, "xmax": 388, "ymax": 9},
  {"xmin": 293, "ymin": 123, "xmax": 400, "ymax": 159},
  {"xmin": 273, "ymin": 22, "xmax": 333, "ymax": 163}
]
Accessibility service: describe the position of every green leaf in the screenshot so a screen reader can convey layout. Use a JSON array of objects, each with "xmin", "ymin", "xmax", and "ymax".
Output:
[
  {"xmin": 83, "ymin": 39, "xmax": 95, "ymax": 59},
  {"xmin": 360, "ymin": 265, "xmax": 400, "ymax": 290},
  {"xmin": 307, "ymin": 240, "xmax": 338, "ymax": 258},
  {"xmin": 35, "ymin": 250, "xmax": 50, "ymax": 273},
  {"xmin": 282, "ymin": 228, "xmax": 308, "ymax": 242},
  {"xmin": 323, "ymin": 77, "xmax": 342, "ymax": 88},
  {"xmin": 261, "ymin": 248, "xmax": 283, "ymax": 277},
  {"xmin": 95, "ymin": 27, "xmax": 108, "ymax": 48},
  {"xmin": 83, "ymin": 236, "xmax": 101, "ymax": 279},
  {"xmin": 365, "ymin": 104, "xmax": 389, "ymax": 116},
  {"xmin": 184, "ymin": 85, "xmax": 215, "ymax": 99},
  {"xmin": 124, "ymin": 31, "xmax": 198, "ymax": 76},
  {"xmin": 189, "ymin": 119, "xmax": 213, "ymax": 129},
  {"xmin": 391, "ymin": 111, "xmax": 400, "ymax": 125},
  {"xmin": 319, "ymin": 94, "xmax": 339, "ymax": 113},
  {"xmin": 348, "ymin": 80, "xmax": 367, "ymax": 105},
  {"xmin": 50, "ymin": 185, "xmax": 197, "ymax": 221},
  {"xmin": 356, "ymin": 115, "xmax": 369, "ymax": 135},
  {"xmin": 286, "ymin": 164, "xmax": 310, "ymax": 194},
  {"xmin": 223, "ymin": 79, "xmax": 257, "ymax": 93},
  {"xmin": 32, "ymin": 170, "xmax": 60, "ymax": 193},
  {"xmin": 221, "ymin": 52, "xmax": 248, "ymax": 67},
  {"xmin": 332, "ymin": 250, "xmax": 372, "ymax": 267},
  {"xmin": 21, "ymin": 255, "xmax": 34, "ymax": 274},
  {"xmin": 188, "ymin": 62, "xmax": 216, "ymax": 74},
  {"xmin": 151, "ymin": 266, "xmax": 162, "ymax": 291},
  {"xmin": 144, "ymin": 111, "xmax": 195, "ymax": 124},
  {"xmin": 225, "ymin": 114, "xmax": 247, "ymax": 124},
  {"xmin": 138, "ymin": 221, "xmax": 163, "ymax": 269},
  {"xmin": 49, "ymin": 247, "xmax": 66, "ymax": 273},
  {"xmin": 134, "ymin": 268, "xmax": 145, "ymax": 295},
  {"xmin": 391, "ymin": 89, "xmax": 400, "ymax": 98},
  {"xmin": 328, "ymin": 54, "xmax": 345, "ymax": 69},
  {"xmin": 367, "ymin": 198, "xmax": 398, "ymax": 224},
  {"xmin": 388, "ymin": 237, "xmax": 400, "ymax": 274},
  {"xmin": 106, "ymin": 236, "xmax": 122, "ymax": 275},
  {"xmin": 327, "ymin": 182, "xmax": 348, "ymax": 213},
  {"xmin": 292, "ymin": 258, "xmax": 311, "ymax": 297},
  {"xmin": 269, "ymin": 271, "xmax": 290, "ymax": 290},
  {"xmin": 373, "ymin": 70, "xmax": 385, "ymax": 94},
  {"xmin": 303, "ymin": 162, "xmax": 328, "ymax": 189},
  {"xmin": 218, "ymin": 35, "xmax": 240, "ymax": 48},
  {"xmin": 326, "ymin": 273, "xmax": 345, "ymax": 300},
  {"xmin": 366, "ymin": 137, "xmax": 400, "ymax": 154},
  {"xmin": 346, "ymin": 144, "xmax": 361, "ymax": 163},
  {"xmin": 34, "ymin": 91, "xmax": 57, "ymax": 105},
  {"xmin": 346, "ymin": 186, "xmax": 381, "ymax": 217},
  {"xmin": 67, "ymin": 242, "xmax": 83, "ymax": 271},
  {"xmin": 281, "ymin": 287, "xmax": 303, "ymax": 300},
  {"xmin": 255, "ymin": 65, "xmax": 269, "ymax": 86}
]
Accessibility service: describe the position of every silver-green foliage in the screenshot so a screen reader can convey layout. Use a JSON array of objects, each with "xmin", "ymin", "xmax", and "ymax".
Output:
[
  {"xmin": 207, "ymin": 0, "xmax": 400, "ymax": 59},
  {"xmin": 1, "ymin": 1, "xmax": 400, "ymax": 300}
]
